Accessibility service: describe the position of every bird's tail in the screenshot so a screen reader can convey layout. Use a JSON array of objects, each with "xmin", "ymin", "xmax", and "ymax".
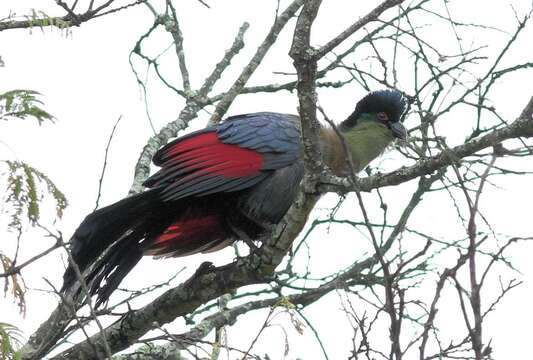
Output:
[{"xmin": 61, "ymin": 188, "xmax": 171, "ymax": 307}]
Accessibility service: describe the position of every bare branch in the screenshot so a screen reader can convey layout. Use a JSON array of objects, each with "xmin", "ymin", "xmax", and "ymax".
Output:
[{"xmin": 208, "ymin": 0, "xmax": 306, "ymax": 124}]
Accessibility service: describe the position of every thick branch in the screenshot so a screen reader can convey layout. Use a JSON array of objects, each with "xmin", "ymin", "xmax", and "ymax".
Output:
[
  {"xmin": 51, "ymin": 190, "xmax": 319, "ymax": 359},
  {"xmin": 289, "ymin": 0, "xmax": 323, "ymax": 179}
]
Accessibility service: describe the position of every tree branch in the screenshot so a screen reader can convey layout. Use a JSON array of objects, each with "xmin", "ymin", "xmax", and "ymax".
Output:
[{"xmin": 320, "ymin": 98, "xmax": 533, "ymax": 192}]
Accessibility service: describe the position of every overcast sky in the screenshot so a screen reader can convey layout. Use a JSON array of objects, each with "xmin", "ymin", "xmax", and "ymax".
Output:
[{"xmin": 1, "ymin": 1, "xmax": 533, "ymax": 358}]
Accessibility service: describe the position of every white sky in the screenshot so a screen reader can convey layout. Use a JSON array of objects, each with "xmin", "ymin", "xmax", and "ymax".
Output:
[{"xmin": 1, "ymin": 0, "xmax": 533, "ymax": 359}]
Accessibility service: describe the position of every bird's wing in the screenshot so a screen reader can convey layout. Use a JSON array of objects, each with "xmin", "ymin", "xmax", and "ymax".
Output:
[{"xmin": 144, "ymin": 112, "xmax": 301, "ymax": 201}]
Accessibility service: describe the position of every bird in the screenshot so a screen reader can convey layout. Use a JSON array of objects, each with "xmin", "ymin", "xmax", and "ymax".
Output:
[{"xmin": 61, "ymin": 89, "xmax": 407, "ymax": 307}]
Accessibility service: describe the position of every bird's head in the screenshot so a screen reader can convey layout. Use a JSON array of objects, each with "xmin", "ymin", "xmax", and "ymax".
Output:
[
  {"xmin": 340, "ymin": 89, "xmax": 408, "ymax": 140},
  {"xmin": 321, "ymin": 89, "xmax": 408, "ymax": 174}
]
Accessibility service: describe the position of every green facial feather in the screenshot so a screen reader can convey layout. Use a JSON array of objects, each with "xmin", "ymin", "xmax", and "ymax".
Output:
[{"xmin": 342, "ymin": 114, "xmax": 394, "ymax": 171}]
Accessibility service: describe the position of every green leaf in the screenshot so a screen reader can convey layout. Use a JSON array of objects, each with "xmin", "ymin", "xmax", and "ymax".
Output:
[
  {"xmin": 0, "ymin": 90, "xmax": 54, "ymax": 125},
  {"xmin": 0, "ymin": 322, "xmax": 23, "ymax": 360},
  {"xmin": 2, "ymin": 160, "xmax": 68, "ymax": 231}
]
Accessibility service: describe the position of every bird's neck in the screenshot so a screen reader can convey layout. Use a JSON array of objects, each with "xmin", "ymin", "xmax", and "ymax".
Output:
[
  {"xmin": 319, "ymin": 128, "xmax": 348, "ymax": 176},
  {"xmin": 320, "ymin": 120, "xmax": 394, "ymax": 175}
]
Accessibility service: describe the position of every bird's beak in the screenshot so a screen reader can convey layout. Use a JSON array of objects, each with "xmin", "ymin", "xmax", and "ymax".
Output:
[{"xmin": 390, "ymin": 122, "xmax": 407, "ymax": 140}]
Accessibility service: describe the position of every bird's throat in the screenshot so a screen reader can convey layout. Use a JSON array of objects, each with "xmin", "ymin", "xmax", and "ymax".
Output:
[{"xmin": 320, "ymin": 122, "xmax": 394, "ymax": 175}]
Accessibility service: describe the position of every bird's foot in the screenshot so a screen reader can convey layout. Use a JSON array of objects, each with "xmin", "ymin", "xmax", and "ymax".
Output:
[{"xmin": 241, "ymin": 237, "xmax": 260, "ymax": 253}]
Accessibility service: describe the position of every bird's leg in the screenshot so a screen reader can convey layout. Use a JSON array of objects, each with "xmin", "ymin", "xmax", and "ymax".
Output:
[
  {"xmin": 242, "ymin": 237, "xmax": 259, "ymax": 252},
  {"xmin": 226, "ymin": 223, "xmax": 265, "ymax": 271},
  {"xmin": 227, "ymin": 222, "xmax": 259, "ymax": 253}
]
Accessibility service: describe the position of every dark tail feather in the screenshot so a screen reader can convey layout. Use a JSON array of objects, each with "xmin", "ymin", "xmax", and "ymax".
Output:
[
  {"xmin": 61, "ymin": 188, "xmax": 169, "ymax": 305},
  {"xmin": 87, "ymin": 229, "xmax": 145, "ymax": 308}
]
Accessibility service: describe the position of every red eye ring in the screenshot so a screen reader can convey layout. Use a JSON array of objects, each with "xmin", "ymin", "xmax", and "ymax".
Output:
[{"xmin": 377, "ymin": 112, "xmax": 389, "ymax": 122}]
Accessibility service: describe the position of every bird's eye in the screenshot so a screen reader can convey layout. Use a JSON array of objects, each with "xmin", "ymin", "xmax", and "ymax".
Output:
[{"xmin": 377, "ymin": 112, "xmax": 389, "ymax": 122}]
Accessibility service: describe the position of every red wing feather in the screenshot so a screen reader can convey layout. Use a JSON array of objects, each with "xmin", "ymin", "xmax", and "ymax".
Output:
[
  {"xmin": 144, "ymin": 132, "xmax": 266, "ymax": 200},
  {"xmin": 157, "ymin": 132, "xmax": 264, "ymax": 177},
  {"xmin": 146, "ymin": 213, "xmax": 228, "ymax": 257}
]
